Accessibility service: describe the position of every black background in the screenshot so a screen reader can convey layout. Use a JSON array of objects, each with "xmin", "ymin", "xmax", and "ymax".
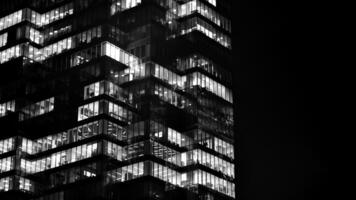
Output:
[{"xmin": 232, "ymin": 0, "xmax": 329, "ymax": 200}]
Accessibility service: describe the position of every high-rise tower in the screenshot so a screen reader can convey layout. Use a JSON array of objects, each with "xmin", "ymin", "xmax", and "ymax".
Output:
[{"xmin": 0, "ymin": 0, "xmax": 235, "ymax": 199}]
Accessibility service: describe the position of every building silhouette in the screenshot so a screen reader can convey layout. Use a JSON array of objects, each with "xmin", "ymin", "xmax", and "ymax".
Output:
[{"xmin": 0, "ymin": 0, "xmax": 235, "ymax": 199}]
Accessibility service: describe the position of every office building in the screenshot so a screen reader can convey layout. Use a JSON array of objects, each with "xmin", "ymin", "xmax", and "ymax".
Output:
[{"xmin": 0, "ymin": 0, "xmax": 235, "ymax": 199}]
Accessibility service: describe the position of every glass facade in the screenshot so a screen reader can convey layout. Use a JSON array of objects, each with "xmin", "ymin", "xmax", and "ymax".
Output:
[
  {"xmin": 0, "ymin": 100, "xmax": 15, "ymax": 117},
  {"xmin": 178, "ymin": 0, "xmax": 231, "ymax": 32},
  {"xmin": 19, "ymin": 177, "xmax": 35, "ymax": 192},
  {"xmin": 150, "ymin": 120, "xmax": 193, "ymax": 147},
  {"xmin": 110, "ymin": 0, "xmax": 142, "ymax": 15},
  {"xmin": 188, "ymin": 72, "xmax": 233, "ymax": 103},
  {"xmin": 0, "ymin": 138, "xmax": 15, "ymax": 154},
  {"xmin": 178, "ymin": 17, "xmax": 231, "ymax": 48},
  {"xmin": 0, "ymin": 25, "xmax": 101, "ymax": 63},
  {"xmin": 21, "ymin": 121, "xmax": 101, "ymax": 155},
  {"xmin": 107, "ymin": 161, "xmax": 235, "ymax": 197},
  {"xmin": 182, "ymin": 170, "xmax": 235, "ymax": 197},
  {"xmin": 48, "ymin": 163, "xmax": 97, "ymax": 188},
  {"xmin": 151, "ymin": 140, "xmax": 181, "ymax": 166},
  {"xmin": 193, "ymin": 129, "xmax": 234, "ymax": 159},
  {"xmin": 0, "ymin": 156, "xmax": 14, "ymax": 173},
  {"xmin": 77, "ymin": 101, "xmax": 99, "ymax": 121},
  {"xmin": 107, "ymin": 161, "xmax": 181, "ymax": 186},
  {"xmin": 176, "ymin": 54, "xmax": 232, "ymax": 85},
  {"xmin": 153, "ymin": 83, "xmax": 194, "ymax": 111},
  {"xmin": 0, "ymin": 10, "xmax": 22, "ymax": 31},
  {"xmin": 0, "ymin": 32, "xmax": 7, "ymax": 47},
  {"xmin": 0, "ymin": 177, "xmax": 13, "ymax": 192},
  {"xmin": 0, "ymin": 0, "xmax": 235, "ymax": 199},
  {"xmin": 181, "ymin": 149, "xmax": 234, "ymax": 178},
  {"xmin": 77, "ymin": 99, "xmax": 134, "ymax": 122},
  {"xmin": 0, "ymin": 4, "xmax": 73, "ymax": 32},
  {"xmin": 20, "ymin": 142, "xmax": 99, "ymax": 174},
  {"xmin": 0, "ymin": 44, "xmax": 22, "ymax": 63},
  {"xmin": 106, "ymin": 161, "xmax": 145, "ymax": 183},
  {"xmin": 19, "ymin": 97, "xmax": 54, "ymax": 121},
  {"xmin": 104, "ymin": 141, "xmax": 145, "ymax": 161}
]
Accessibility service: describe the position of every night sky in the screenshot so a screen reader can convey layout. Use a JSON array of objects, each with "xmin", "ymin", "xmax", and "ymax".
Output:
[{"xmin": 232, "ymin": 1, "xmax": 328, "ymax": 200}]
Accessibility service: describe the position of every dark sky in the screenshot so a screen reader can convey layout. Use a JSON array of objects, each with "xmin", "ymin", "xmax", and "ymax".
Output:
[{"xmin": 233, "ymin": 1, "xmax": 329, "ymax": 200}]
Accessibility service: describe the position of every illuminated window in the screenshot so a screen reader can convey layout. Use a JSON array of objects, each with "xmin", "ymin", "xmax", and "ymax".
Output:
[
  {"xmin": 77, "ymin": 100, "xmax": 133, "ymax": 122},
  {"xmin": 0, "ymin": 26, "xmax": 101, "ymax": 64},
  {"xmin": 0, "ymin": 44, "xmax": 22, "ymax": 64},
  {"xmin": 150, "ymin": 121, "xmax": 164, "ymax": 138},
  {"xmin": 78, "ymin": 101, "xmax": 99, "ymax": 121},
  {"xmin": 105, "ymin": 141, "xmax": 123, "ymax": 161},
  {"xmin": 0, "ymin": 177, "xmax": 13, "ymax": 192},
  {"xmin": 20, "ymin": 142, "xmax": 99, "ymax": 174},
  {"xmin": 0, "ymin": 32, "xmax": 7, "ymax": 47},
  {"xmin": 108, "ymin": 102, "xmax": 133, "ymax": 122},
  {"xmin": 0, "ymin": 138, "xmax": 15, "ymax": 154},
  {"xmin": 19, "ymin": 177, "xmax": 34, "ymax": 192},
  {"xmin": 106, "ymin": 120, "xmax": 126, "ymax": 140},
  {"xmin": 0, "ymin": 10, "xmax": 23, "ymax": 31},
  {"xmin": 181, "ymin": 149, "xmax": 234, "ymax": 178},
  {"xmin": 0, "ymin": 157, "xmax": 14, "ymax": 173},
  {"xmin": 0, "ymin": 4, "xmax": 74, "ymax": 33},
  {"xmin": 194, "ymin": 129, "xmax": 234, "ymax": 159},
  {"xmin": 178, "ymin": 17, "xmax": 231, "ymax": 48},
  {"xmin": 110, "ymin": 0, "xmax": 142, "ymax": 15},
  {"xmin": 0, "ymin": 100, "xmax": 15, "ymax": 117},
  {"xmin": 20, "ymin": 97, "xmax": 54, "ymax": 121},
  {"xmin": 182, "ymin": 170, "xmax": 235, "ymax": 198},
  {"xmin": 106, "ymin": 161, "xmax": 145, "ymax": 184},
  {"xmin": 207, "ymin": 0, "xmax": 216, "ymax": 6},
  {"xmin": 178, "ymin": 0, "xmax": 230, "ymax": 32},
  {"xmin": 123, "ymin": 142, "xmax": 145, "ymax": 160},
  {"xmin": 84, "ymin": 82, "xmax": 102, "ymax": 99},
  {"xmin": 151, "ymin": 141, "xmax": 181, "ymax": 166},
  {"xmin": 188, "ymin": 72, "xmax": 233, "ymax": 103},
  {"xmin": 83, "ymin": 80, "xmax": 131, "ymax": 105}
]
